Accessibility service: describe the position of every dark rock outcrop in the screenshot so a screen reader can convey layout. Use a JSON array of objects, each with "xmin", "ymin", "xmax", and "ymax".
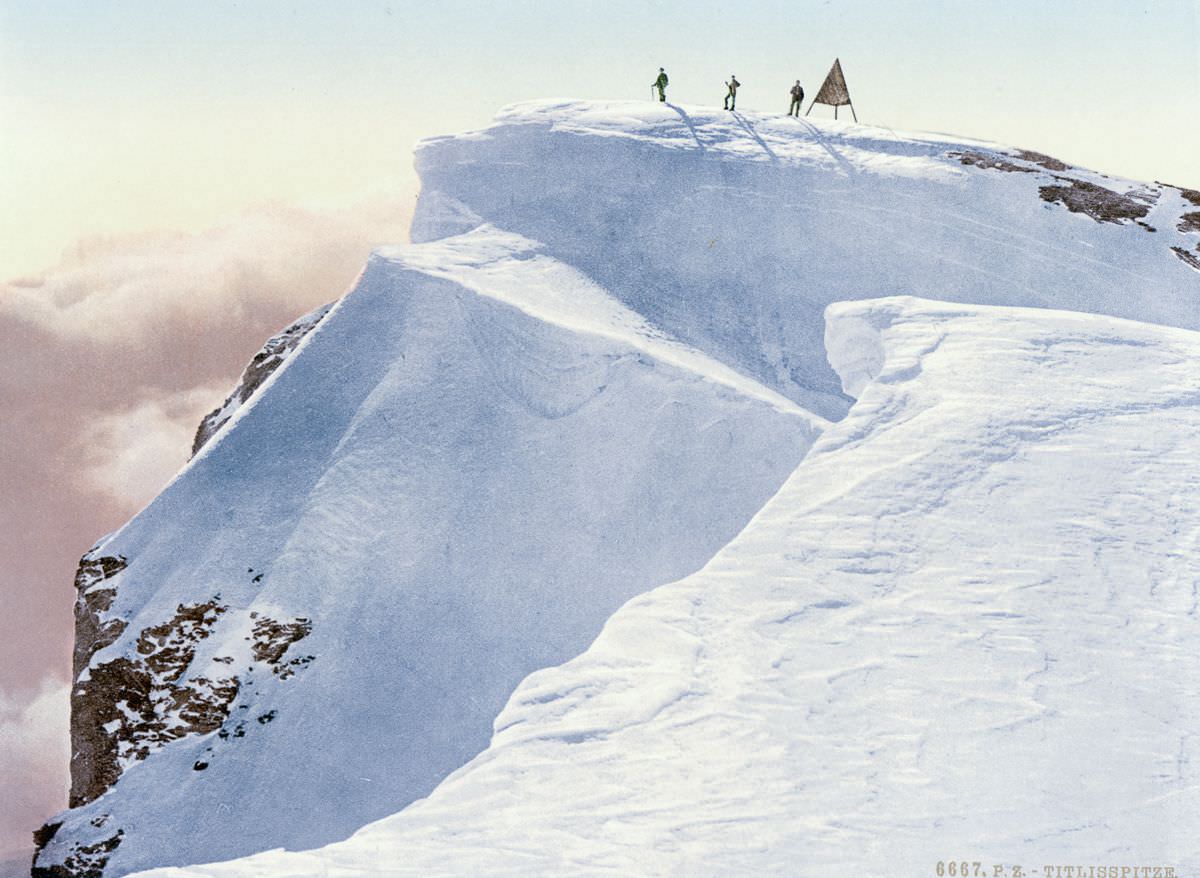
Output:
[
  {"xmin": 191, "ymin": 303, "xmax": 333, "ymax": 456},
  {"xmin": 1166, "ymin": 184, "xmax": 1200, "ymax": 207},
  {"xmin": 39, "ymin": 564, "xmax": 317, "ymax": 872},
  {"xmin": 952, "ymin": 148, "xmax": 1173, "ymax": 237},
  {"xmin": 1171, "ymin": 246, "xmax": 1200, "ymax": 271},
  {"xmin": 70, "ymin": 597, "xmax": 233, "ymax": 808},
  {"xmin": 950, "ymin": 150, "xmax": 1036, "ymax": 174},
  {"xmin": 1014, "ymin": 149, "xmax": 1071, "ymax": 171},
  {"xmin": 72, "ymin": 556, "xmax": 128, "ymax": 682},
  {"xmin": 32, "ymin": 830, "xmax": 123, "ymax": 878},
  {"xmin": 68, "ymin": 554, "xmax": 129, "ymax": 809},
  {"xmin": 1177, "ymin": 212, "xmax": 1200, "ymax": 234},
  {"xmin": 250, "ymin": 614, "xmax": 314, "ymax": 680},
  {"xmin": 64, "ymin": 594, "xmax": 318, "ymax": 815},
  {"xmin": 1037, "ymin": 178, "xmax": 1155, "ymax": 227},
  {"xmin": 948, "ymin": 147, "xmax": 1070, "ymax": 175}
]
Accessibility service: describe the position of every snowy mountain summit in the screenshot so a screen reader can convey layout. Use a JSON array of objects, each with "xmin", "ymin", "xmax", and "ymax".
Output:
[{"xmin": 36, "ymin": 101, "xmax": 1200, "ymax": 877}]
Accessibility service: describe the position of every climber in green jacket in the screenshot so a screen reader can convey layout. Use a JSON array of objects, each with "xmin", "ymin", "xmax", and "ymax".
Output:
[
  {"xmin": 653, "ymin": 68, "xmax": 669, "ymax": 102},
  {"xmin": 724, "ymin": 75, "xmax": 741, "ymax": 111}
]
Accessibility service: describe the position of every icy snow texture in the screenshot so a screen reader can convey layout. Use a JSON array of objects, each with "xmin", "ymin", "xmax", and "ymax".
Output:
[
  {"xmin": 415, "ymin": 101, "xmax": 1200, "ymax": 420},
  {"xmin": 146, "ymin": 296, "xmax": 1200, "ymax": 877},
  {"xmin": 38, "ymin": 230, "xmax": 817, "ymax": 874},
  {"xmin": 45, "ymin": 100, "xmax": 1200, "ymax": 875},
  {"xmin": 190, "ymin": 302, "xmax": 334, "ymax": 456}
]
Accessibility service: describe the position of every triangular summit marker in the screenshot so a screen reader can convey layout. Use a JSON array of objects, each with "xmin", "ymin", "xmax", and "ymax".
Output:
[{"xmin": 807, "ymin": 58, "xmax": 858, "ymax": 122}]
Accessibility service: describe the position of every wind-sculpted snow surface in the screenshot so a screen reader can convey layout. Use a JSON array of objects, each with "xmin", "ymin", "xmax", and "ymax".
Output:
[
  {"xmin": 415, "ymin": 100, "xmax": 1200, "ymax": 420},
  {"xmin": 190, "ymin": 302, "xmax": 334, "ymax": 456},
  {"xmin": 47, "ymin": 100, "xmax": 1200, "ymax": 875},
  {"xmin": 145, "ymin": 298, "xmax": 1200, "ymax": 876},
  {"xmin": 35, "ymin": 229, "xmax": 819, "ymax": 876}
]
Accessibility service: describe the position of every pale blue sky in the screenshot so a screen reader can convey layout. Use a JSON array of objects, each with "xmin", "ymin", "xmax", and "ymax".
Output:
[
  {"xmin": 2, "ymin": 0, "xmax": 1198, "ymax": 275},
  {"xmin": 0, "ymin": 2, "xmax": 1198, "ymax": 857}
]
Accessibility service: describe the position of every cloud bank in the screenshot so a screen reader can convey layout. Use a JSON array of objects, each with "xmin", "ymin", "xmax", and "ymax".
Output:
[
  {"xmin": 0, "ymin": 194, "xmax": 414, "ymax": 856},
  {"xmin": 0, "ymin": 681, "xmax": 70, "ymax": 860}
]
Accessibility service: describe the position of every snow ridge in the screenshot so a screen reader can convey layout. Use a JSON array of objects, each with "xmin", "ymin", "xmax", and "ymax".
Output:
[
  {"xmin": 36, "ymin": 201, "xmax": 819, "ymax": 876},
  {"xmin": 415, "ymin": 100, "xmax": 1200, "ymax": 421},
  {"xmin": 191, "ymin": 302, "xmax": 335, "ymax": 457},
  {"xmin": 377, "ymin": 226, "xmax": 828, "ymax": 426},
  {"xmin": 146, "ymin": 296, "xmax": 1200, "ymax": 877},
  {"xmin": 40, "ymin": 99, "xmax": 1200, "ymax": 877}
]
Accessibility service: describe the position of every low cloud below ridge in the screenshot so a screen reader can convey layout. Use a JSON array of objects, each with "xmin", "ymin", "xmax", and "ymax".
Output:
[{"xmin": 0, "ymin": 194, "xmax": 414, "ymax": 858}]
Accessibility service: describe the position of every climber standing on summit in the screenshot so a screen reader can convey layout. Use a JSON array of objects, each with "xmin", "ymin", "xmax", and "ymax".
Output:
[
  {"xmin": 724, "ymin": 74, "xmax": 740, "ymax": 111},
  {"xmin": 653, "ymin": 67, "xmax": 669, "ymax": 102},
  {"xmin": 789, "ymin": 80, "xmax": 805, "ymax": 116}
]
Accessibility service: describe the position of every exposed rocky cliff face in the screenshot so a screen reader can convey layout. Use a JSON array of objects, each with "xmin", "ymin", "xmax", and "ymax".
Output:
[
  {"xmin": 67, "ymin": 554, "xmax": 128, "ymax": 809},
  {"xmin": 191, "ymin": 303, "xmax": 333, "ymax": 457},
  {"xmin": 31, "ymin": 822, "xmax": 122, "ymax": 878},
  {"xmin": 70, "ymin": 594, "xmax": 233, "ymax": 807},
  {"xmin": 63, "ymin": 552, "xmax": 320, "ymax": 814},
  {"xmin": 41, "ymin": 542, "xmax": 318, "ymax": 877}
]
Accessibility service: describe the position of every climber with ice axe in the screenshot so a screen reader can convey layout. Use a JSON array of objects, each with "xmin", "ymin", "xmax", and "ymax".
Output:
[{"xmin": 652, "ymin": 67, "xmax": 669, "ymax": 102}]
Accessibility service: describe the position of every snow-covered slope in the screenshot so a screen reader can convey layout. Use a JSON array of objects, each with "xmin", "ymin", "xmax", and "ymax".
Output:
[
  {"xmin": 35, "ymin": 227, "xmax": 819, "ymax": 876},
  {"xmin": 416, "ymin": 101, "xmax": 1200, "ymax": 420},
  {"xmin": 144, "ymin": 296, "xmax": 1200, "ymax": 877},
  {"xmin": 190, "ymin": 302, "xmax": 334, "ymax": 457},
  {"xmin": 40, "ymin": 100, "xmax": 1200, "ymax": 876}
]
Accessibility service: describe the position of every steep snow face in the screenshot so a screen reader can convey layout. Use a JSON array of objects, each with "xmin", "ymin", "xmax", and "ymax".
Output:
[
  {"xmin": 145, "ymin": 297, "xmax": 1200, "ymax": 877},
  {"xmin": 35, "ymin": 228, "xmax": 819, "ymax": 876},
  {"xmin": 45, "ymin": 100, "xmax": 1200, "ymax": 875},
  {"xmin": 190, "ymin": 302, "xmax": 334, "ymax": 456},
  {"xmin": 414, "ymin": 100, "xmax": 1200, "ymax": 420}
]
